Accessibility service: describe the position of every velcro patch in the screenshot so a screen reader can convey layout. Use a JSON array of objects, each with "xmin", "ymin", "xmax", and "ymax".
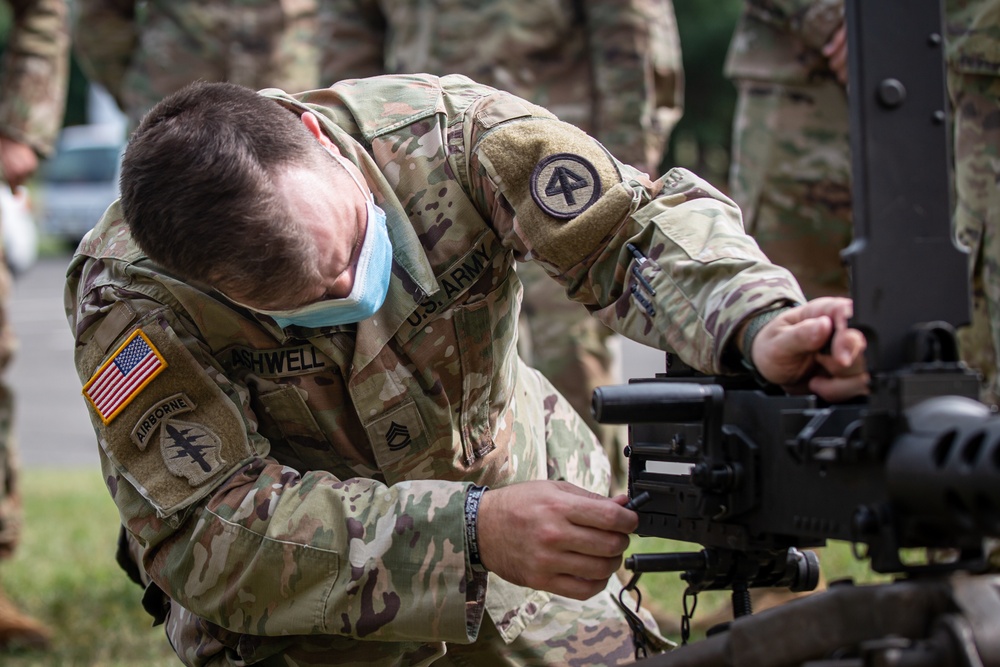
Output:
[
  {"xmin": 80, "ymin": 319, "xmax": 253, "ymax": 517},
  {"xmin": 83, "ymin": 330, "xmax": 167, "ymax": 424},
  {"xmin": 477, "ymin": 118, "xmax": 630, "ymax": 271}
]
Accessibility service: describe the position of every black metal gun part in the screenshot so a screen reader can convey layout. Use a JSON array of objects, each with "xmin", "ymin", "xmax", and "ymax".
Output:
[{"xmin": 596, "ymin": 0, "xmax": 1000, "ymax": 663}]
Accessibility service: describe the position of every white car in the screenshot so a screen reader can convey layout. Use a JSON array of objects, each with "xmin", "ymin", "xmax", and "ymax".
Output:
[
  {"xmin": 0, "ymin": 185, "xmax": 38, "ymax": 276},
  {"xmin": 36, "ymin": 124, "xmax": 125, "ymax": 249}
]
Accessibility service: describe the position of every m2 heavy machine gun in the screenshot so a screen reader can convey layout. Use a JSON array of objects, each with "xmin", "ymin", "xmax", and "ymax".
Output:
[{"xmin": 593, "ymin": 1, "xmax": 1000, "ymax": 664}]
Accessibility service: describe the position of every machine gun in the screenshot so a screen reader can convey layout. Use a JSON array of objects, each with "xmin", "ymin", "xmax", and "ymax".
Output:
[{"xmin": 593, "ymin": 1, "xmax": 1000, "ymax": 664}]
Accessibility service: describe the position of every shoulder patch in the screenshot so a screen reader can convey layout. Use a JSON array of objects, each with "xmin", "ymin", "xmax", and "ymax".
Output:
[
  {"xmin": 477, "ymin": 116, "xmax": 633, "ymax": 271},
  {"xmin": 530, "ymin": 154, "xmax": 602, "ymax": 219},
  {"xmin": 80, "ymin": 319, "xmax": 253, "ymax": 517},
  {"xmin": 83, "ymin": 330, "xmax": 167, "ymax": 424},
  {"xmin": 160, "ymin": 419, "xmax": 226, "ymax": 486}
]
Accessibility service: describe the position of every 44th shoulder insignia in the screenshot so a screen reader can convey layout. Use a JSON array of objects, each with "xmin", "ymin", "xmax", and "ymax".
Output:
[{"xmin": 530, "ymin": 153, "xmax": 601, "ymax": 219}]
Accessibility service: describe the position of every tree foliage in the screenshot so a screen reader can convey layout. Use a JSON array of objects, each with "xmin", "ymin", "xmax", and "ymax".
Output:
[{"xmin": 662, "ymin": 0, "xmax": 744, "ymax": 188}]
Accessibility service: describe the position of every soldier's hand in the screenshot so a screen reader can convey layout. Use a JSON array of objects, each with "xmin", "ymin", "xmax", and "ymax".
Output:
[
  {"xmin": 476, "ymin": 480, "xmax": 636, "ymax": 600},
  {"xmin": 0, "ymin": 136, "xmax": 38, "ymax": 190},
  {"xmin": 824, "ymin": 24, "xmax": 849, "ymax": 86},
  {"xmin": 750, "ymin": 297, "xmax": 869, "ymax": 402}
]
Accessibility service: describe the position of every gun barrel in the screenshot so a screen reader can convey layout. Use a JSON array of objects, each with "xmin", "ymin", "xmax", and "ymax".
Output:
[{"xmin": 592, "ymin": 383, "xmax": 723, "ymax": 424}]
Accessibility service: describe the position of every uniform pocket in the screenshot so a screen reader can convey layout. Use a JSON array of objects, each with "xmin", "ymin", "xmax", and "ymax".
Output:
[
  {"xmin": 455, "ymin": 298, "xmax": 498, "ymax": 464},
  {"xmin": 255, "ymin": 385, "xmax": 336, "ymax": 472}
]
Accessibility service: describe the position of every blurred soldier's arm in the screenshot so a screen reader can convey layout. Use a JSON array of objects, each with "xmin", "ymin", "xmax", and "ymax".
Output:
[
  {"xmin": 745, "ymin": 0, "xmax": 844, "ymax": 52},
  {"xmin": 71, "ymin": 0, "xmax": 137, "ymax": 109},
  {"xmin": 583, "ymin": 0, "xmax": 684, "ymax": 173},
  {"xmin": 0, "ymin": 0, "xmax": 69, "ymax": 188},
  {"xmin": 318, "ymin": 0, "xmax": 386, "ymax": 83}
]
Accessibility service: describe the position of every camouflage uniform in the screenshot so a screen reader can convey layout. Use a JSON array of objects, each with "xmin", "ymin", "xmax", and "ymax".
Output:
[
  {"xmin": 0, "ymin": 0, "xmax": 68, "ymax": 562},
  {"xmin": 72, "ymin": 0, "xmax": 323, "ymax": 128},
  {"xmin": 725, "ymin": 0, "xmax": 852, "ymax": 299},
  {"xmin": 320, "ymin": 0, "xmax": 685, "ymax": 489},
  {"xmin": 0, "ymin": 0, "xmax": 68, "ymax": 649},
  {"xmin": 946, "ymin": 0, "xmax": 1000, "ymax": 407},
  {"xmin": 65, "ymin": 75, "xmax": 803, "ymax": 665}
]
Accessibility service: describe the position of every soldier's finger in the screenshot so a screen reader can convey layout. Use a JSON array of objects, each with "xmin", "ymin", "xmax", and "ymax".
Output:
[
  {"xmin": 565, "ymin": 496, "xmax": 639, "ymax": 534},
  {"xmin": 809, "ymin": 372, "xmax": 871, "ymax": 402},
  {"xmin": 546, "ymin": 573, "xmax": 614, "ymax": 601}
]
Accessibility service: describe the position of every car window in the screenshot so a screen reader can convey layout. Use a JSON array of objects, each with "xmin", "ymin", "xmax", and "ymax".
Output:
[{"xmin": 41, "ymin": 146, "xmax": 121, "ymax": 184}]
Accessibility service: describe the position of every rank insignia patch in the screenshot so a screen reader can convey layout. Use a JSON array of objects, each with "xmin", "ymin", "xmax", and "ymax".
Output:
[
  {"xmin": 84, "ymin": 330, "xmax": 167, "ymax": 424},
  {"xmin": 530, "ymin": 153, "xmax": 602, "ymax": 219},
  {"xmin": 385, "ymin": 421, "xmax": 412, "ymax": 451}
]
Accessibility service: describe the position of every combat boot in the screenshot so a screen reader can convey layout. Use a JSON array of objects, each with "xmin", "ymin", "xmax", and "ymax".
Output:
[{"xmin": 0, "ymin": 586, "xmax": 50, "ymax": 650}]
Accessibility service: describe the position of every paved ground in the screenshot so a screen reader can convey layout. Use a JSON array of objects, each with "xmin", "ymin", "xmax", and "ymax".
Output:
[{"xmin": 9, "ymin": 254, "xmax": 665, "ymax": 468}]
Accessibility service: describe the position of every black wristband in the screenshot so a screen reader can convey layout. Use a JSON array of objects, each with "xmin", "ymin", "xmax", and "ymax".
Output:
[{"xmin": 464, "ymin": 485, "xmax": 489, "ymax": 573}]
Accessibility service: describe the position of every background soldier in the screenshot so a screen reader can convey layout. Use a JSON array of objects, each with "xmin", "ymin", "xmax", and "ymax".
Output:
[
  {"xmin": 0, "ymin": 0, "xmax": 68, "ymax": 650},
  {"xmin": 71, "ymin": 0, "xmax": 324, "ymax": 129},
  {"xmin": 319, "ymin": 0, "xmax": 685, "ymax": 491},
  {"xmin": 725, "ymin": 0, "xmax": 851, "ymax": 300},
  {"xmin": 724, "ymin": 0, "xmax": 1000, "ymax": 408},
  {"xmin": 947, "ymin": 0, "xmax": 1000, "ymax": 409}
]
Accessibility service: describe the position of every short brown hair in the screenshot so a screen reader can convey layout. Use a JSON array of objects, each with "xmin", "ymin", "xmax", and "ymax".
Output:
[{"xmin": 121, "ymin": 81, "xmax": 326, "ymax": 304}]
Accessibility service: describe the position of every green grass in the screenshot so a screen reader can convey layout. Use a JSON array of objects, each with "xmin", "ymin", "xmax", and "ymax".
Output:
[{"xmin": 1, "ymin": 469, "xmax": 177, "ymax": 666}]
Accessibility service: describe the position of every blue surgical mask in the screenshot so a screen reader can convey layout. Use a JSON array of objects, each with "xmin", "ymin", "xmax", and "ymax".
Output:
[{"xmin": 245, "ymin": 151, "xmax": 394, "ymax": 329}]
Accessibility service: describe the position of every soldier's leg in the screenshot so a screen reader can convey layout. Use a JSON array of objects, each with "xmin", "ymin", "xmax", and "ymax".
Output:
[
  {"xmin": 730, "ymin": 79, "xmax": 852, "ymax": 299},
  {"xmin": 440, "ymin": 370, "xmax": 669, "ymax": 665},
  {"xmin": 950, "ymin": 70, "xmax": 1000, "ymax": 407},
  {"xmin": 437, "ymin": 369, "xmax": 670, "ymax": 665},
  {"xmin": 121, "ymin": 11, "xmax": 230, "ymax": 128},
  {"xmin": 517, "ymin": 262, "xmax": 628, "ymax": 493},
  {"xmin": 0, "ymin": 231, "xmax": 50, "ymax": 650},
  {"xmin": 437, "ymin": 577, "xmax": 670, "ymax": 667}
]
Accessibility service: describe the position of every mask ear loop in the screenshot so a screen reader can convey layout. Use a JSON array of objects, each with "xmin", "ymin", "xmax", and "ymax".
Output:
[{"xmin": 326, "ymin": 149, "xmax": 374, "ymax": 204}]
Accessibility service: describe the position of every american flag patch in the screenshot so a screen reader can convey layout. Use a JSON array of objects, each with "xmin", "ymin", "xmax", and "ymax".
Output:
[{"xmin": 84, "ymin": 330, "xmax": 168, "ymax": 425}]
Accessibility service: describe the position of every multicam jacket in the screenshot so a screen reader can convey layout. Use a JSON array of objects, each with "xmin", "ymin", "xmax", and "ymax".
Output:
[
  {"xmin": 72, "ymin": 0, "xmax": 322, "ymax": 127},
  {"xmin": 945, "ymin": 0, "xmax": 1000, "ymax": 75},
  {"xmin": 725, "ymin": 0, "xmax": 844, "ymax": 84},
  {"xmin": 319, "ymin": 0, "xmax": 683, "ymax": 173},
  {"xmin": 0, "ymin": 0, "xmax": 69, "ymax": 156},
  {"xmin": 65, "ymin": 75, "xmax": 803, "ymax": 664}
]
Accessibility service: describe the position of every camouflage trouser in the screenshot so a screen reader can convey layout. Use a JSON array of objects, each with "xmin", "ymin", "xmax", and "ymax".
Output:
[
  {"xmin": 728, "ymin": 77, "xmax": 853, "ymax": 299},
  {"xmin": 0, "ymin": 203, "xmax": 19, "ymax": 561},
  {"xmin": 120, "ymin": 5, "xmax": 320, "ymax": 128},
  {"xmin": 165, "ymin": 575, "xmax": 665, "ymax": 667},
  {"xmin": 516, "ymin": 261, "xmax": 627, "ymax": 493},
  {"xmin": 949, "ymin": 70, "xmax": 1000, "ymax": 408}
]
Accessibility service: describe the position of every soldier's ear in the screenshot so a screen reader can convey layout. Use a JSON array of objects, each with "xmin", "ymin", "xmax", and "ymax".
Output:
[{"xmin": 301, "ymin": 112, "xmax": 337, "ymax": 152}]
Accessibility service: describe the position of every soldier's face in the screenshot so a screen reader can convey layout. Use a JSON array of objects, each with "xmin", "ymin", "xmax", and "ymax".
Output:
[{"xmin": 268, "ymin": 156, "xmax": 372, "ymax": 310}]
